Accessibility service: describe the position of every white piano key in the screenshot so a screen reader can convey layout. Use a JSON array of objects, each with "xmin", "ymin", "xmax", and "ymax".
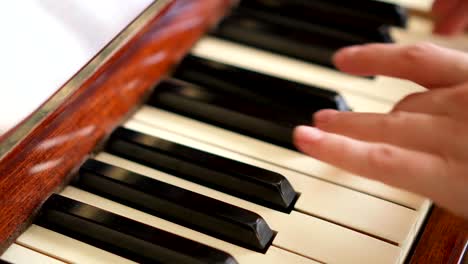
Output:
[
  {"xmin": 1, "ymin": 243, "xmax": 66, "ymax": 264},
  {"xmin": 61, "ymin": 187, "xmax": 319, "ymax": 264},
  {"xmin": 95, "ymin": 153, "xmax": 401, "ymax": 264},
  {"xmin": 132, "ymin": 106, "xmax": 426, "ymax": 210},
  {"xmin": 124, "ymin": 119, "xmax": 419, "ymax": 245},
  {"xmin": 16, "ymin": 225, "xmax": 137, "ymax": 264},
  {"xmin": 192, "ymin": 36, "xmax": 419, "ymax": 104}
]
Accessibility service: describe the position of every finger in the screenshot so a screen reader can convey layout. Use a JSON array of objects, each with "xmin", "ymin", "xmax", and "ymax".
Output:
[
  {"xmin": 433, "ymin": 0, "xmax": 468, "ymax": 35},
  {"xmin": 391, "ymin": 87, "xmax": 468, "ymax": 118},
  {"xmin": 313, "ymin": 109, "xmax": 449, "ymax": 154},
  {"xmin": 431, "ymin": 0, "xmax": 460, "ymax": 18},
  {"xmin": 293, "ymin": 126, "xmax": 446, "ymax": 195},
  {"xmin": 333, "ymin": 43, "xmax": 468, "ymax": 88}
]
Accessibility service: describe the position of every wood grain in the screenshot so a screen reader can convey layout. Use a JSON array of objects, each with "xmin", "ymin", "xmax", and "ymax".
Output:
[
  {"xmin": 0, "ymin": 0, "xmax": 233, "ymax": 253},
  {"xmin": 409, "ymin": 207, "xmax": 468, "ymax": 264}
]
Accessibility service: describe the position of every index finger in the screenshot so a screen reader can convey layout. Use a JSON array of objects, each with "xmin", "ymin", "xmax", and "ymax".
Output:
[
  {"xmin": 432, "ymin": 0, "xmax": 461, "ymax": 18},
  {"xmin": 293, "ymin": 126, "xmax": 445, "ymax": 196},
  {"xmin": 333, "ymin": 43, "xmax": 468, "ymax": 88}
]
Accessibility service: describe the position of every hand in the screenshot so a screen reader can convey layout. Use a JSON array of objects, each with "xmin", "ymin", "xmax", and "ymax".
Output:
[
  {"xmin": 293, "ymin": 43, "xmax": 468, "ymax": 219},
  {"xmin": 432, "ymin": 0, "xmax": 468, "ymax": 35}
]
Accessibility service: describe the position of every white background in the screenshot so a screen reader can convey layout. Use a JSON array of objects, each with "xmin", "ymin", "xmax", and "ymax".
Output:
[{"xmin": 0, "ymin": 0, "xmax": 153, "ymax": 134}]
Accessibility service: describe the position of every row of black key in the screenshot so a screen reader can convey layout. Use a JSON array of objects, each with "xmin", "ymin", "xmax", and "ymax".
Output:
[
  {"xmin": 213, "ymin": 0, "xmax": 407, "ymax": 67},
  {"xmin": 239, "ymin": 0, "xmax": 407, "ymax": 30},
  {"xmin": 29, "ymin": 22, "xmax": 357, "ymax": 264},
  {"xmin": 149, "ymin": 55, "xmax": 350, "ymax": 150},
  {"xmin": 30, "ymin": 48, "xmax": 353, "ymax": 264},
  {"xmin": 76, "ymin": 159, "xmax": 276, "ymax": 252},
  {"xmin": 74, "ymin": 35, "xmax": 356, "ymax": 263},
  {"xmin": 35, "ymin": 194, "xmax": 238, "ymax": 264},
  {"xmin": 106, "ymin": 127, "xmax": 297, "ymax": 212},
  {"xmin": 35, "ymin": 122, "xmax": 301, "ymax": 262}
]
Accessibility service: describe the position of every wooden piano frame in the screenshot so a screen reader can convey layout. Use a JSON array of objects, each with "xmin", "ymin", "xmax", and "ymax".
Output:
[{"xmin": 0, "ymin": 0, "xmax": 466, "ymax": 263}]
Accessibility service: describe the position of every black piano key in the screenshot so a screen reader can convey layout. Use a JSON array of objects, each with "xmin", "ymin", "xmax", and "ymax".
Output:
[
  {"xmin": 149, "ymin": 77, "xmax": 349, "ymax": 149},
  {"xmin": 236, "ymin": 6, "xmax": 392, "ymax": 43},
  {"xmin": 76, "ymin": 159, "xmax": 275, "ymax": 252},
  {"xmin": 36, "ymin": 194, "xmax": 238, "ymax": 264},
  {"xmin": 213, "ymin": 12, "xmax": 361, "ymax": 68},
  {"xmin": 106, "ymin": 127, "xmax": 298, "ymax": 212},
  {"xmin": 159, "ymin": 79, "xmax": 309, "ymax": 127},
  {"xmin": 174, "ymin": 55, "xmax": 351, "ymax": 112},
  {"xmin": 0, "ymin": 260, "xmax": 12, "ymax": 264},
  {"xmin": 239, "ymin": 0, "xmax": 407, "ymax": 29},
  {"xmin": 149, "ymin": 79, "xmax": 300, "ymax": 148}
]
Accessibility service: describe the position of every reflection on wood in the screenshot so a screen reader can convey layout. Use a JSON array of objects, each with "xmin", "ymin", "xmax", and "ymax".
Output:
[
  {"xmin": 0, "ymin": 0, "xmax": 234, "ymax": 252},
  {"xmin": 409, "ymin": 206, "xmax": 468, "ymax": 264}
]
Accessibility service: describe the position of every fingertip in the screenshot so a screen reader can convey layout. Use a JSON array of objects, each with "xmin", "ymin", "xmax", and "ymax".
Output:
[
  {"xmin": 314, "ymin": 109, "xmax": 339, "ymax": 127},
  {"xmin": 293, "ymin": 126, "xmax": 324, "ymax": 154},
  {"xmin": 332, "ymin": 46, "xmax": 362, "ymax": 71}
]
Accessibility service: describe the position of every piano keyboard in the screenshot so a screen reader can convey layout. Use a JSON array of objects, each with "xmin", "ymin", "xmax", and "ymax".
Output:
[{"xmin": 4, "ymin": 1, "xmax": 466, "ymax": 263}]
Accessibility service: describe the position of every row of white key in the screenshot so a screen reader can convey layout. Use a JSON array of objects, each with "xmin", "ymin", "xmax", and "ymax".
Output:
[
  {"xmin": 16, "ymin": 188, "xmax": 319, "ymax": 264},
  {"xmin": 63, "ymin": 163, "xmax": 400, "ymax": 264},
  {"xmin": 121, "ymin": 29, "xmax": 437, "ymax": 263},
  {"xmin": 1, "ymin": 243, "xmax": 66, "ymax": 264},
  {"xmin": 123, "ymin": 119, "xmax": 417, "ymax": 246},
  {"xmin": 132, "ymin": 107, "xmax": 426, "ymax": 211},
  {"xmin": 7, "ymin": 108, "xmax": 423, "ymax": 264}
]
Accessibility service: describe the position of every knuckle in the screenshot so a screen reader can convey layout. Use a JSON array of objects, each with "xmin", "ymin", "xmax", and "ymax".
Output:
[
  {"xmin": 367, "ymin": 145, "xmax": 395, "ymax": 170},
  {"xmin": 388, "ymin": 110, "xmax": 406, "ymax": 121},
  {"xmin": 401, "ymin": 43, "xmax": 438, "ymax": 63},
  {"xmin": 380, "ymin": 111, "xmax": 407, "ymax": 131},
  {"xmin": 376, "ymin": 116, "xmax": 393, "ymax": 132}
]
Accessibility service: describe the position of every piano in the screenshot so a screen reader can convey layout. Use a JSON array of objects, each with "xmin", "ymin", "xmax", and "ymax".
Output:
[{"xmin": 0, "ymin": 0, "xmax": 467, "ymax": 263}]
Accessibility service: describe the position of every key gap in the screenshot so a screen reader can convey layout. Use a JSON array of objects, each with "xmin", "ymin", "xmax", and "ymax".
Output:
[
  {"xmin": 273, "ymin": 244, "xmax": 327, "ymax": 264},
  {"xmin": 15, "ymin": 241, "xmax": 73, "ymax": 264},
  {"xmin": 293, "ymin": 208, "xmax": 399, "ymax": 246},
  {"xmin": 133, "ymin": 118, "xmax": 418, "ymax": 211}
]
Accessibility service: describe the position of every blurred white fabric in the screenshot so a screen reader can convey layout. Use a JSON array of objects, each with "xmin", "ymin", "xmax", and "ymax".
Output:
[{"xmin": 0, "ymin": 0, "xmax": 153, "ymax": 135}]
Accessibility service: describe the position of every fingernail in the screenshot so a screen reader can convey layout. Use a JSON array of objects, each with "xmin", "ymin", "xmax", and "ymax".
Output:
[
  {"xmin": 342, "ymin": 45, "xmax": 363, "ymax": 54},
  {"xmin": 294, "ymin": 126, "xmax": 323, "ymax": 143},
  {"xmin": 335, "ymin": 45, "xmax": 362, "ymax": 58},
  {"xmin": 333, "ymin": 45, "xmax": 363, "ymax": 67},
  {"xmin": 314, "ymin": 109, "xmax": 338, "ymax": 126}
]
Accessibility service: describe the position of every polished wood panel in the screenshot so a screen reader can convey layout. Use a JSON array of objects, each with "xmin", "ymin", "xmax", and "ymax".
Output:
[
  {"xmin": 410, "ymin": 207, "xmax": 468, "ymax": 264},
  {"xmin": 0, "ymin": 0, "xmax": 233, "ymax": 253}
]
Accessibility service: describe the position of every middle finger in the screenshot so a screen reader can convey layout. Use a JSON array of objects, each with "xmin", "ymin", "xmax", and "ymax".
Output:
[{"xmin": 314, "ymin": 110, "xmax": 450, "ymax": 154}]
